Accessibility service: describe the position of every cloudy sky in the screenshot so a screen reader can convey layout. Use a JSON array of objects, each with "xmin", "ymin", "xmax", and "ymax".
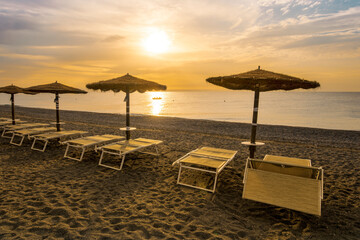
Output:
[{"xmin": 0, "ymin": 0, "xmax": 359, "ymax": 91}]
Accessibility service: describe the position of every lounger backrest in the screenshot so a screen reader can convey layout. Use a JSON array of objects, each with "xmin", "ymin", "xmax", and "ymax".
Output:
[
  {"xmin": 264, "ymin": 154, "xmax": 312, "ymax": 166},
  {"xmin": 243, "ymin": 158, "xmax": 323, "ymax": 216}
]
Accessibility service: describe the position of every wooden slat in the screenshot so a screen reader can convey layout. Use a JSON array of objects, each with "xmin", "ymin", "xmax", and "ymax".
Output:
[
  {"xmin": 193, "ymin": 147, "xmax": 237, "ymax": 159},
  {"xmin": 134, "ymin": 138, "xmax": 163, "ymax": 145},
  {"xmin": 15, "ymin": 127, "xmax": 56, "ymax": 135},
  {"xmin": 35, "ymin": 130, "xmax": 86, "ymax": 139},
  {"xmin": 6, "ymin": 123, "xmax": 48, "ymax": 130},
  {"xmin": 68, "ymin": 138, "xmax": 98, "ymax": 145},
  {"xmin": 181, "ymin": 155, "xmax": 226, "ymax": 169},
  {"xmin": 102, "ymin": 143, "xmax": 138, "ymax": 152}
]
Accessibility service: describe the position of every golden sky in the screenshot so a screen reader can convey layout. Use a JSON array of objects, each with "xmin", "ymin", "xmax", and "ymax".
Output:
[{"xmin": 0, "ymin": 0, "xmax": 359, "ymax": 91}]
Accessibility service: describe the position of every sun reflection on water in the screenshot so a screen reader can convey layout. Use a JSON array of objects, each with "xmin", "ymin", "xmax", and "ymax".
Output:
[{"xmin": 149, "ymin": 92, "xmax": 164, "ymax": 116}]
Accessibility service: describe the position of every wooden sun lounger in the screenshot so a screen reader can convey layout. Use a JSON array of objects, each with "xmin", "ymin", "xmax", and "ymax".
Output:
[
  {"xmin": 242, "ymin": 155, "xmax": 324, "ymax": 216},
  {"xmin": 10, "ymin": 127, "xmax": 56, "ymax": 146},
  {"xmin": 61, "ymin": 134, "xmax": 125, "ymax": 161},
  {"xmin": 0, "ymin": 118, "xmax": 18, "ymax": 122},
  {"xmin": 96, "ymin": 138, "xmax": 163, "ymax": 171},
  {"xmin": 29, "ymin": 130, "xmax": 88, "ymax": 152},
  {"xmin": 2, "ymin": 123, "xmax": 49, "ymax": 138},
  {"xmin": 0, "ymin": 121, "xmax": 13, "ymax": 126},
  {"xmin": 0, "ymin": 119, "xmax": 26, "ymax": 126},
  {"xmin": 173, "ymin": 147, "xmax": 238, "ymax": 193}
]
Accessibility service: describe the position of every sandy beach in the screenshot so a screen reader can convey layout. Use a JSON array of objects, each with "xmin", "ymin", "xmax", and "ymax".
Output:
[{"xmin": 0, "ymin": 105, "xmax": 359, "ymax": 239}]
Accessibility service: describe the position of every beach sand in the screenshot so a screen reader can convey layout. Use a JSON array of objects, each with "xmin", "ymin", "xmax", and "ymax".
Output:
[{"xmin": 0, "ymin": 105, "xmax": 359, "ymax": 239}]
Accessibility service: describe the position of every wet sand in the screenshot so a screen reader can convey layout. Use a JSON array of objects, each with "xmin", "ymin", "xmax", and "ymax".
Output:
[{"xmin": 0, "ymin": 105, "xmax": 359, "ymax": 239}]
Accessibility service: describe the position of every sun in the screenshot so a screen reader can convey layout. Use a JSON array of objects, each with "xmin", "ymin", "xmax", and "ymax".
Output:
[{"xmin": 142, "ymin": 29, "xmax": 171, "ymax": 54}]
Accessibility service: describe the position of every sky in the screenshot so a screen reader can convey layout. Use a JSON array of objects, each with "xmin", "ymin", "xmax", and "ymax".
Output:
[{"xmin": 0, "ymin": 0, "xmax": 359, "ymax": 91}]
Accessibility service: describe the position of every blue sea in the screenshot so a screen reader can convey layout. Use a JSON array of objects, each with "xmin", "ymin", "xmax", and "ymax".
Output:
[{"xmin": 1, "ymin": 91, "xmax": 359, "ymax": 131}]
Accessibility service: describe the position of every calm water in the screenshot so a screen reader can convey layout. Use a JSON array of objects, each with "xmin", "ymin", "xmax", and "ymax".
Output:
[{"xmin": 1, "ymin": 91, "xmax": 359, "ymax": 131}]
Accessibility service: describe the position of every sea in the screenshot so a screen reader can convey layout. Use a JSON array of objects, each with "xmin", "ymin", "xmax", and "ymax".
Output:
[{"xmin": 1, "ymin": 91, "xmax": 359, "ymax": 131}]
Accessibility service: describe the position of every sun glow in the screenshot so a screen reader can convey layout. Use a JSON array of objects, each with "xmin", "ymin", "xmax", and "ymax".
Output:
[
  {"xmin": 149, "ymin": 92, "xmax": 164, "ymax": 115},
  {"xmin": 142, "ymin": 30, "xmax": 171, "ymax": 54}
]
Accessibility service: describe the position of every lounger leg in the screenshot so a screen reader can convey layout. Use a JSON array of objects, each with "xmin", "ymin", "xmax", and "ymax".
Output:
[
  {"xmin": 10, "ymin": 133, "xmax": 15, "ymax": 143},
  {"xmin": 64, "ymin": 144, "xmax": 70, "ymax": 158},
  {"xmin": 243, "ymin": 158, "xmax": 249, "ymax": 184},
  {"xmin": 212, "ymin": 172, "xmax": 219, "ymax": 193},
  {"xmin": 98, "ymin": 150, "xmax": 126, "ymax": 171},
  {"xmin": 119, "ymin": 154, "xmax": 126, "ymax": 170},
  {"xmin": 177, "ymin": 165, "xmax": 219, "ymax": 193},
  {"xmin": 42, "ymin": 141, "xmax": 48, "ymax": 152},
  {"xmin": 64, "ymin": 145, "xmax": 86, "ymax": 161},
  {"xmin": 2, "ymin": 130, "xmax": 12, "ymax": 138},
  {"xmin": 1, "ymin": 129, "xmax": 6, "ymax": 137},
  {"xmin": 31, "ymin": 138, "xmax": 37, "ymax": 150},
  {"xmin": 79, "ymin": 148, "xmax": 85, "ymax": 161},
  {"xmin": 10, "ymin": 134, "xmax": 25, "ymax": 146},
  {"xmin": 177, "ymin": 164, "xmax": 183, "ymax": 184},
  {"xmin": 31, "ymin": 139, "xmax": 48, "ymax": 152},
  {"xmin": 98, "ymin": 150, "xmax": 105, "ymax": 166}
]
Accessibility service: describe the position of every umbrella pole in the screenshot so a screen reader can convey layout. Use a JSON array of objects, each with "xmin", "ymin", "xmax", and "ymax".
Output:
[
  {"xmin": 249, "ymin": 85, "xmax": 260, "ymax": 158},
  {"xmin": 126, "ymin": 90, "xmax": 130, "ymax": 140},
  {"xmin": 55, "ymin": 92, "xmax": 60, "ymax": 131},
  {"xmin": 11, "ymin": 94, "xmax": 15, "ymax": 125}
]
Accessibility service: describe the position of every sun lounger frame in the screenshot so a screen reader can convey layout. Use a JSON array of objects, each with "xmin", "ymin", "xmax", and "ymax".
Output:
[
  {"xmin": 62, "ymin": 135, "xmax": 125, "ymax": 161},
  {"xmin": 10, "ymin": 127, "xmax": 56, "ymax": 146},
  {"xmin": 242, "ymin": 157, "xmax": 324, "ymax": 216},
  {"xmin": 97, "ymin": 138, "xmax": 163, "ymax": 171},
  {"xmin": 1, "ymin": 123, "xmax": 49, "ymax": 138},
  {"xmin": 0, "ymin": 121, "xmax": 12, "ymax": 127},
  {"xmin": 29, "ymin": 130, "xmax": 88, "ymax": 152},
  {"xmin": 0, "ymin": 120, "xmax": 26, "ymax": 129},
  {"xmin": 175, "ymin": 147, "xmax": 237, "ymax": 193}
]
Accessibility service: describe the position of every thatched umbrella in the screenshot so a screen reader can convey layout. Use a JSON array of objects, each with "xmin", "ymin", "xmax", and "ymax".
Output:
[
  {"xmin": 206, "ymin": 66, "xmax": 320, "ymax": 158},
  {"xmin": 0, "ymin": 84, "xmax": 36, "ymax": 125},
  {"xmin": 26, "ymin": 82, "xmax": 87, "ymax": 131},
  {"xmin": 86, "ymin": 73, "xmax": 167, "ymax": 140}
]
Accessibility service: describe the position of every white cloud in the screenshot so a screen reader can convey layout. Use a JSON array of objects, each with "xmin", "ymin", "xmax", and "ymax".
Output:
[
  {"xmin": 266, "ymin": 8, "xmax": 275, "ymax": 16},
  {"xmin": 0, "ymin": 0, "xmax": 359, "ymax": 90},
  {"xmin": 281, "ymin": 4, "xmax": 291, "ymax": 15},
  {"xmin": 258, "ymin": 0, "xmax": 293, "ymax": 7}
]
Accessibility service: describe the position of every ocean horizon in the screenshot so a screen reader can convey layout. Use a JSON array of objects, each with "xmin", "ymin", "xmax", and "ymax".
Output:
[{"xmin": 1, "ymin": 91, "xmax": 359, "ymax": 131}]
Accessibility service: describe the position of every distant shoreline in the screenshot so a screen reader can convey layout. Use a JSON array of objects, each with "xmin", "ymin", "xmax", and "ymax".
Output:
[
  {"xmin": 1, "ymin": 91, "xmax": 359, "ymax": 131},
  {"xmin": 1, "ymin": 104, "xmax": 359, "ymax": 133},
  {"xmin": 1, "ymin": 105, "xmax": 359, "ymax": 150}
]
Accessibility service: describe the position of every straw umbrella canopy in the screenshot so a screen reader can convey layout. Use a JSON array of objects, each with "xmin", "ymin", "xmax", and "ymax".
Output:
[
  {"xmin": 86, "ymin": 73, "xmax": 167, "ymax": 140},
  {"xmin": 25, "ymin": 82, "xmax": 87, "ymax": 131},
  {"xmin": 206, "ymin": 66, "xmax": 320, "ymax": 158},
  {"xmin": 0, "ymin": 84, "xmax": 37, "ymax": 125}
]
